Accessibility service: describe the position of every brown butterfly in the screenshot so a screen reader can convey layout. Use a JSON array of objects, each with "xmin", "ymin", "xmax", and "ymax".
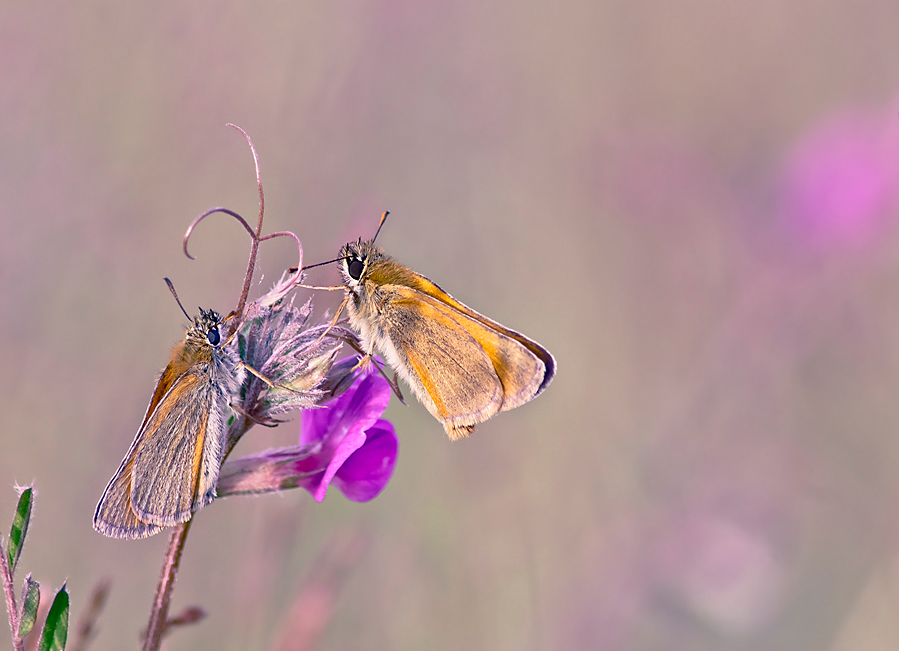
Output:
[
  {"xmin": 336, "ymin": 214, "xmax": 555, "ymax": 439},
  {"xmin": 93, "ymin": 287, "xmax": 244, "ymax": 539}
]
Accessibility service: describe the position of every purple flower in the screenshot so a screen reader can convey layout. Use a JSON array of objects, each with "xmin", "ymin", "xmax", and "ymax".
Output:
[
  {"xmin": 297, "ymin": 366, "xmax": 396, "ymax": 502},
  {"xmin": 217, "ymin": 361, "xmax": 397, "ymax": 503}
]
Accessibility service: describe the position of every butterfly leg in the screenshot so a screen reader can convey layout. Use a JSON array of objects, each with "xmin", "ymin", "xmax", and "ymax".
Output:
[
  {"xmin": 338, "ymin": 334, "xmax": 405, "ymax": 404},
  {"xmin": 237, "ymin": 361, "xmax": 307, "ymax": 396},
  {"xmin": 229, "ymin": 402, "xmax": 283, "ymax": 427},
  {"xmin": 311, "ymin": 292, "xmax": 351, "ymax": 346}
]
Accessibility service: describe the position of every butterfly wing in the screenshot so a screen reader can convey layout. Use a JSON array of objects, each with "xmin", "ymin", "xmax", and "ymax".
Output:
[
  {"xmin": 378, "ymin": 278, "xmax": 551, "ymax": 417},
  {"xmin": 448, "ymin": 303, "xmax": 549, "ymax": 413},
  {"xmin": 395, "ymin": 270, "xmax": 555, "ymax": 397},
  {"xmin": 93, "ymin": 360, "xmax": 228, "ymax": 538},
  {"xmin": 378, "ymin": 283, "xmax": 553, "ymax": 438},
  {"xmin": 129, "ymin": 363, "xmax": 228, "ymax": 526},
  {"xmin": 375, "ymin": 285, "xmax": 502, "ymax": 438},
  {"xmin": 92, "ymin": 359, "xmax": 185, "ymax": 539},
  {"xmin": 93, "ymin": 450, "xmax": 165, "ymax": 539}
]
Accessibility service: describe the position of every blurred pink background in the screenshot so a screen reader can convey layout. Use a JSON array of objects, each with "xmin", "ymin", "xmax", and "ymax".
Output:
[{"xmin": 3, "ymin": 2, "xmax": 899, "ymax": 650}]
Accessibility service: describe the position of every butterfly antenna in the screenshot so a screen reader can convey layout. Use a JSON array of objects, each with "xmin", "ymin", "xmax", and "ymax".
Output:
[
  {"xmin": 299, "ymin": 256, "xmax": 346, "ymax": 272},
  {"xmin": 372, "ymin": 210, "xmax": 389, "ymax": 244},
  {"xmin": 284, "ymin": 255, "xmax": 349, "ymax": 291},
  {"xmin": 164, "ymin": 278, "xmax": 193, "ymax": 322},
  {"xmin": 289, "ymin": 210, "xmax": 388, "ymax": 288}
]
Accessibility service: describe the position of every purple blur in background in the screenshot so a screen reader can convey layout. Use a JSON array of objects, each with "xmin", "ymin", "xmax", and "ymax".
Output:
[{"xmin": 784, "ymin": 111, "xmax": 899, "ymax": 247}]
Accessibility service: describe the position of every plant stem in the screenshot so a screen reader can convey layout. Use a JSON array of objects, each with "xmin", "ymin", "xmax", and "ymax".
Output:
[
  {"xmin": 227, "ymin": 123, "xmax": 264, "ymax": 322},
  {"xmin": 0, "ymin": 539, "xmax": 24, "ymax": 651},
  {"xmin": 140, "ymin": 407, "xmax": 252, "ymax": 648},
  {"xmin": 142, "ymin": 520, "xmax": 193, "ymax": 651}
]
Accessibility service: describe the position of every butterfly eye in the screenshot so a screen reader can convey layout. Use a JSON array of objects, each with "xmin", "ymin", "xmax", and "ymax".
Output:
[
  {"xmin": 206, "ymin": 327, "xmax": 221, "ymax": 346},
  {"xmin": 348, "ymin": 258, "xmax": 365, "ymax": 280}
]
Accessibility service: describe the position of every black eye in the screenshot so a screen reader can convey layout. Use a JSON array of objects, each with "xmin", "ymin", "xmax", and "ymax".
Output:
[
  {"xmin": 206, "ymin": 327, "xmax": 220, "ymax": 346},
  {"xmin": 348, "ymin": 258, "xmax": 365, "ymax": 280}
]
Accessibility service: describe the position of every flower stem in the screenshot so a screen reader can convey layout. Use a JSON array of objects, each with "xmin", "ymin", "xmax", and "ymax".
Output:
[
  {"xmin": 0, "ymin": 538, "xmax": 24, "ymax": 651},
  {"xmin": 142, "ymin": 520, "xmax": 193, "ymax": 651}
]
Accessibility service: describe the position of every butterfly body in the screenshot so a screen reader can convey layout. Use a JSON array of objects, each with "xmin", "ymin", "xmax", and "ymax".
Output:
[
  {"xmin": 339, "ymin": 238, "xmax": 555, "ymax": 440},
  {"xmin": 94, "ymin": 309, "xmax": 244, "ymax": 539}
]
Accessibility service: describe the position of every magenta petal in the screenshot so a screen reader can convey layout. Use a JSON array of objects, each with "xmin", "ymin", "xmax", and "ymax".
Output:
[
  {"xmin": 300, "ymin": 368, "xmax": 391, "ymax": 445},
  {"xmin": 297, "ymin": 365, "xmax": 394, "ymax": 502},
  {"xmin": 333, "ymin": 420, "xmax": 398, "ymax": 502},
  {"xmin": 311, "ymin": 427, "xmax": 367, "ymax": 502},
  {"xmin": 293, "ymin": 472, "xmax": 321, "ymax": 495}
]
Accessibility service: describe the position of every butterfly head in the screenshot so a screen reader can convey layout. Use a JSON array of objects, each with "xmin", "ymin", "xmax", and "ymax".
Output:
[
  {"xmin": 339, "ymin": 239, "xmax": 385, "ymax": 292},
  {"xmin": 189, "ymin": 308, "xmax": 224, "ymax": 347}
]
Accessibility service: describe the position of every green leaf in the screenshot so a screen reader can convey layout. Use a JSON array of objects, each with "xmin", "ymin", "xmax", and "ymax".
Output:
[
  {"xmin": 18, "ymin": 573, "xmax": 40, "ymax": 638},
  {"xmin": 8, "ymin": 486, "xmax": 33, "ymax": 574},
  {"xmin": 38, "ymin": 583, "xmax": 68, "ymax": 651}
]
